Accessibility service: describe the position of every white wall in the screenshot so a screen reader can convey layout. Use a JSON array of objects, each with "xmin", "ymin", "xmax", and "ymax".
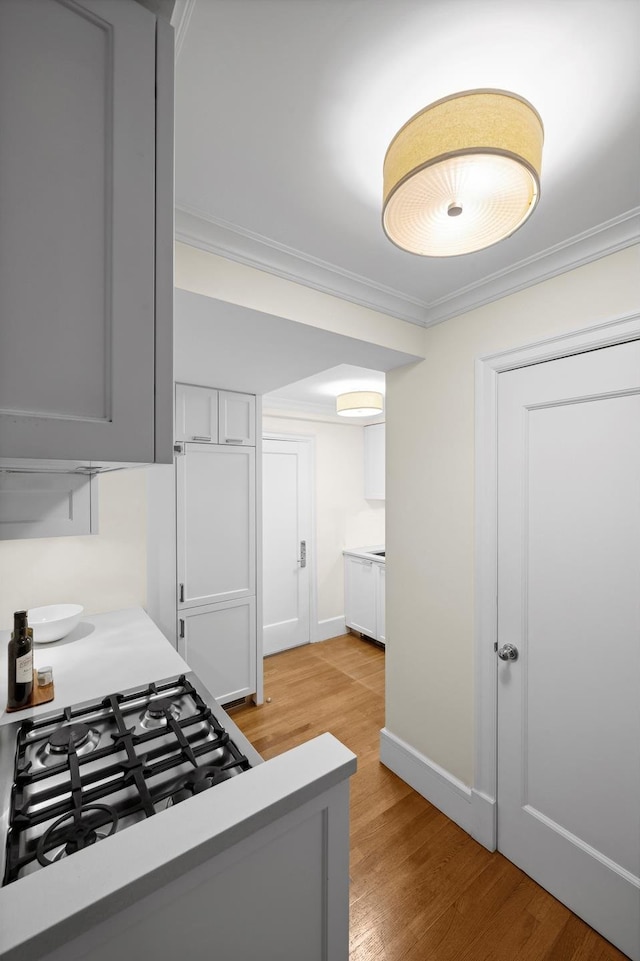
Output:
[
  {"xmin": 263, "ymin": 413, "xmax": 385, "ymax": 637},
  {"xmin": 385, "ymin": 244, "xmax": 640, "ymax": 787},
  {"xmin": 0, "ymin": 469, "xmax": 147, "ymax": 628}
]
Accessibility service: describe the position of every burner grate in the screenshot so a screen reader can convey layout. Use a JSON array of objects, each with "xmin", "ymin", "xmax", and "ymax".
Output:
[{"xmin": 2, "ymin": 676, "xmax": 251, "ymax": 885}]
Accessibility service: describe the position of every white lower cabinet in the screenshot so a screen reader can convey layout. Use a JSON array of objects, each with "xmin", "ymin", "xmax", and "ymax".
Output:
[
  {"xmin": 179, "ymin": 597, "xmax": 256, "ymax": 704},
  {"xmin": 344, "ymin": 554, "xmax": 385, "ymax": 644},
  {"xmin": 376, "ymin": 565, "xmax": 386, "ymax": 644}
]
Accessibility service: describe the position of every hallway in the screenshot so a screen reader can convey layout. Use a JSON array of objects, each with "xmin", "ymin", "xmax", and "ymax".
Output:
[{"xmin": 231, "ymin": 634, "xmax": 627, "ymax": 960}]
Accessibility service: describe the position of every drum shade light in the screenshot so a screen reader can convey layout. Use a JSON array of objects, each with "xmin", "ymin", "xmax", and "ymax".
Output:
[
  {"xmin": 383, "ymin": 89, "xmax": 543, "ymax": 257},
  {"xmin": 336, "ymin": 391, "xmax": 384, "ymax": 417}
]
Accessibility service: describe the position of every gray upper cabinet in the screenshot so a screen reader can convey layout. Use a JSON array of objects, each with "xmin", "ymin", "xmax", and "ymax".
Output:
[{"xmin": 0, "ymin": 0, "xmax": 173, "ymax": 465}]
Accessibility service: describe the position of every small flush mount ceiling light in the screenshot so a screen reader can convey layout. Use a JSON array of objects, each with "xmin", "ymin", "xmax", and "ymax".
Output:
[
  {"xmin": 382, "ymin": 89, "xmax": 543, "ymax": 257},
  {"xmin": 336, "ymin": 391, "xmax": 384, "ymax": 417}
]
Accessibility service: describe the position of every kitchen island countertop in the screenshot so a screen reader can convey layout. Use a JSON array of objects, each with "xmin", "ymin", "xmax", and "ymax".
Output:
[{"xmin": 0, "ymin": 608, "xmax": 356, "ymax": 961}]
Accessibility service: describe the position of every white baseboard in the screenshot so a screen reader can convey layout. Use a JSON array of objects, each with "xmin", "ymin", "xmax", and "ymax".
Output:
[
  {"xmin": 380, "ymin": 728, "xmax": 496, "ymax": 851},
  {"xmin": 313, "ymin": 616, "xmax": 346, "ymax": 642}
]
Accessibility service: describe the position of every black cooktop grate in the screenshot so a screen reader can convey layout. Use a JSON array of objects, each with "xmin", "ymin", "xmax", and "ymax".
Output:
[{"xmin": 3, "ymin": 676, "xmax": 251, "ymax": 885}]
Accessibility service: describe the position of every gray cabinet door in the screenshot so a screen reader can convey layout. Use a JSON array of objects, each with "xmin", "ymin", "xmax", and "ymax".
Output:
[{"xmin": 0, "ymin": 0, "xmax": 171, "ymax": 463}]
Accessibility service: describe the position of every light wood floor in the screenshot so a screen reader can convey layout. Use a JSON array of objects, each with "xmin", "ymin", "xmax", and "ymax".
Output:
[{"xmin": 230, "ymin": 634, "xmax": 628, "ymax": 961}]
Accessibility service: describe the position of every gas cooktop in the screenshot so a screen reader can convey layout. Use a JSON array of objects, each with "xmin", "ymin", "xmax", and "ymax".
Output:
[{"xmin": 0, "ymin": 674, "xmax": 256, "ymax": 885}]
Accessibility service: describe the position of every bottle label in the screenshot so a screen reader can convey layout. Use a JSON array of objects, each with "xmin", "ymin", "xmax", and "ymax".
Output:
[{"xmin": 15, "ymin": 651, "xmax": 33, "ymax": 683}]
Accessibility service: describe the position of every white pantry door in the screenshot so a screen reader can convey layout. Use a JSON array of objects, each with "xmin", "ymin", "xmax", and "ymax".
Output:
[
  {"xmin": 262, "ymin": 439, "xmax": 311, "ymax": 655},
  {"xmin": 497, "ymin": 340, "xmax": 640, "ymax": 961}
]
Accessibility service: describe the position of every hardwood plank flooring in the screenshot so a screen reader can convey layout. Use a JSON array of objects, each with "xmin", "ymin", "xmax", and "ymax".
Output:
[{"xmin": 230, "ymin": 634, "xmax": 628, "ymax": 961}]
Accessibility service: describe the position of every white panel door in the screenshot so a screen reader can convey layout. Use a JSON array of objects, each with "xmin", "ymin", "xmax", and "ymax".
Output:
[
  {"xmin": 177, "ymin": 444, "xmax": 255, "ymax": 609},
  {"xmin": 0, "ymin": 0, "xmax": 158, "ymax": 463},
  {"xmin": 262, "ymin": 439, "xmax": 311, "ymax": 655},
  {"xmin": 179, "ymin": 598, "xmax": 256, "ymax": 704},
  {"xmin": 497, "ymin": 340, "xmax": 640, "ymax": 961}
]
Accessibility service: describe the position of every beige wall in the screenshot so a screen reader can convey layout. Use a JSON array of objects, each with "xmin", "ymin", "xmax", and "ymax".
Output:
[
  {"xmin": 0, "ymin": 469, "xmax": 147, "ymax": 628},
  {"xmin": 263, "ymin": 413, "xmax": 385, "ymax": 629},
  {"xmin": 175, "ymin": 242, "xmax": 425, "ymax": 358},
  {"xmin": 385, "ymin": 245, "xmax": 640, "ymax": 786}
]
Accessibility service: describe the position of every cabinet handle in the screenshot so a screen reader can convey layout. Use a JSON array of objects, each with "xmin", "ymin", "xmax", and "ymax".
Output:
[
  {"xmin": 191, "ymin": 435, "xmax": 211, "ymax": 442},
  {"xmin": 224, "ymin": 438, "xmax": 245, "ymax": 444},
  {"xmin": 179, "ymin": 619, "xmax": 185, "ymax": 639},
  {"xmin": 179, "ymin": 583, "xmax": 184, "ymax": 603}
]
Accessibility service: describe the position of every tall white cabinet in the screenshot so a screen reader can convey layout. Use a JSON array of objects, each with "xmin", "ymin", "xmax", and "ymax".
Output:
[
  {"xmin": 175, "ymin": 384, "xmax": 261, "ymax": 705},
  {"xmin": 0, "ymin": 0, "xmax": 173, "ymax": 466}
]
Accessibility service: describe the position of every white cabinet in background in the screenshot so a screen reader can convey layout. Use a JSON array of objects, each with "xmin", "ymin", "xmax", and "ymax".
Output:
[
  {"xmin": 344, "ymin": 553, "xmax": 385, "ymax": 645},
  {"xmin": 178, "ymin": 598, "xmax": 257, "ymax": 704},
  {"xmin": 376, "ymin": 565, "xmax": 386, "ymax": 645},
  {"xmin": 176, "ymin": 444, "xmax": 256, "ymax": 610},
  {"xmin": 175, "ymin": 385, "xmax": 256, "ymax": 446},
  {"xmin": 219, "ymin": 391, "xmax": 256, "ymax": 446},
  {"xmin": 364, "ymin": 424, "xmax": 385, "ymax": 500},
  {"xmin": 174, "ymin": 386, "xmax": 260, "ymax": 705},
  {"xmin": 175, "ymin": 384, "xmax": 220, "ymax": 443},
  {"xmin": 0, "ymin": 0, "xmax": 173, "ymax": 465}
]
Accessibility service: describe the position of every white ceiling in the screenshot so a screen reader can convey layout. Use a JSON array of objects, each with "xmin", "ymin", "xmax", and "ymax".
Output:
[
  {"xmin": 263, "ymin": 364, "xmax": 386, "ymax": 423},
  {"xmin": 172, "ymin": 0, "xmax": 640, "ymax": 328}
]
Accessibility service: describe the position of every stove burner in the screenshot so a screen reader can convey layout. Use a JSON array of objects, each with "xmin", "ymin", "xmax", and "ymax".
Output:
[
  {"xmin": 48, "ymin": 723, "xmax": 90, "ymax": 753},
  {"xmin": 140, "ymin": 697, "xmax": 181, "ymax": 730},
  {"xmin": 166, "ymin": 764, "xmax": 245, "ymax": 807},
  {"xmin": 36, "ymin": 804, "xmax": 118, "ymax": 867},
  {"xmin": 34, "ymin": 723, "xmax": 102, "ymax": 768}
]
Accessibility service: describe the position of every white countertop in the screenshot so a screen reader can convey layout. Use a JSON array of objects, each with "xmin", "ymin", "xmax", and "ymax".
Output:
[
  {"xmin": 342, "ymin": 545, "xmax": 385, "ymax": 562},
  {"xmin": 0, "ymin": 608, "xmax": 357, "ymax": 961},
  {"xmin": 0, "ymin": 608, "xmax": 188, "ymax": 726}
]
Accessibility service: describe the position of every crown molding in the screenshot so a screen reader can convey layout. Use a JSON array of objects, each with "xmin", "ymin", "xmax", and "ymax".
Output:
[
  {"xmin": 175, "ymin": 203, "xmax": 640, "ymax": 329},
  {"xmin": 174, "ymin": 205, "xmax": 430, "ymax": 326},
  {"xmin": 263, "ymin": 397, "xmax": 336, "ymax": 417},
  {"xmin": 425, "ymin": 207, "xmax": 640, "ymax": 325}
]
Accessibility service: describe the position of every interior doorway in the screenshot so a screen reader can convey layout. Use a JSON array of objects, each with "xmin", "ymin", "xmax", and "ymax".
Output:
[
  {"xmin": 495, "ymin": 339, "xmax": 640, "ymax": 961},
  {"xmin": 262, "ymin": 436, "xmax": 313, "ymax": 656}
]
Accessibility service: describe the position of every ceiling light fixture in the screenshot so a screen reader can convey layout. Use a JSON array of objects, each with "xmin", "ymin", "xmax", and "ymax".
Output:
[
  {"xmin": 336, "ymin": 391, "xmax": 384, "ymax": 417},
  {"xmin": 382, "ymin": 89, "xmax": 543, "ymax": 257}
]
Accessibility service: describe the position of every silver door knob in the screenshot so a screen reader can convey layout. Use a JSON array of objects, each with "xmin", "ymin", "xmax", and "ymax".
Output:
[{"xmin": 497, "ymin": 643, "xmax": 519, "ymax": 661}]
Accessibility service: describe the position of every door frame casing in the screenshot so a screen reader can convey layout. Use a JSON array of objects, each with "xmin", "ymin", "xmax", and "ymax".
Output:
[
  {"xmin": 262, "ymin": 432, "xmax": 317, "ymax": 647},
  {"xmin": 474, "ymin": 310, "xmax": 640, "ymax": 851}
]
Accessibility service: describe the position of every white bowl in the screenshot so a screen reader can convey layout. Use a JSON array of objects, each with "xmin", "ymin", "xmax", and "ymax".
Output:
[{"xmin": 27, "ymin": 604, "xmax": 84, "ymax": 643}]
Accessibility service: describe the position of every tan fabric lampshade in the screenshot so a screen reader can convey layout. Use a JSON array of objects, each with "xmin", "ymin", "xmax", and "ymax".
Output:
[
  {"xmin": 336, "ymin": 391, "xmax": 384, "ymax": 417},
  {"xmin": 383, "ymin": 89, "xmax": 543, "ymax": 257}
]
